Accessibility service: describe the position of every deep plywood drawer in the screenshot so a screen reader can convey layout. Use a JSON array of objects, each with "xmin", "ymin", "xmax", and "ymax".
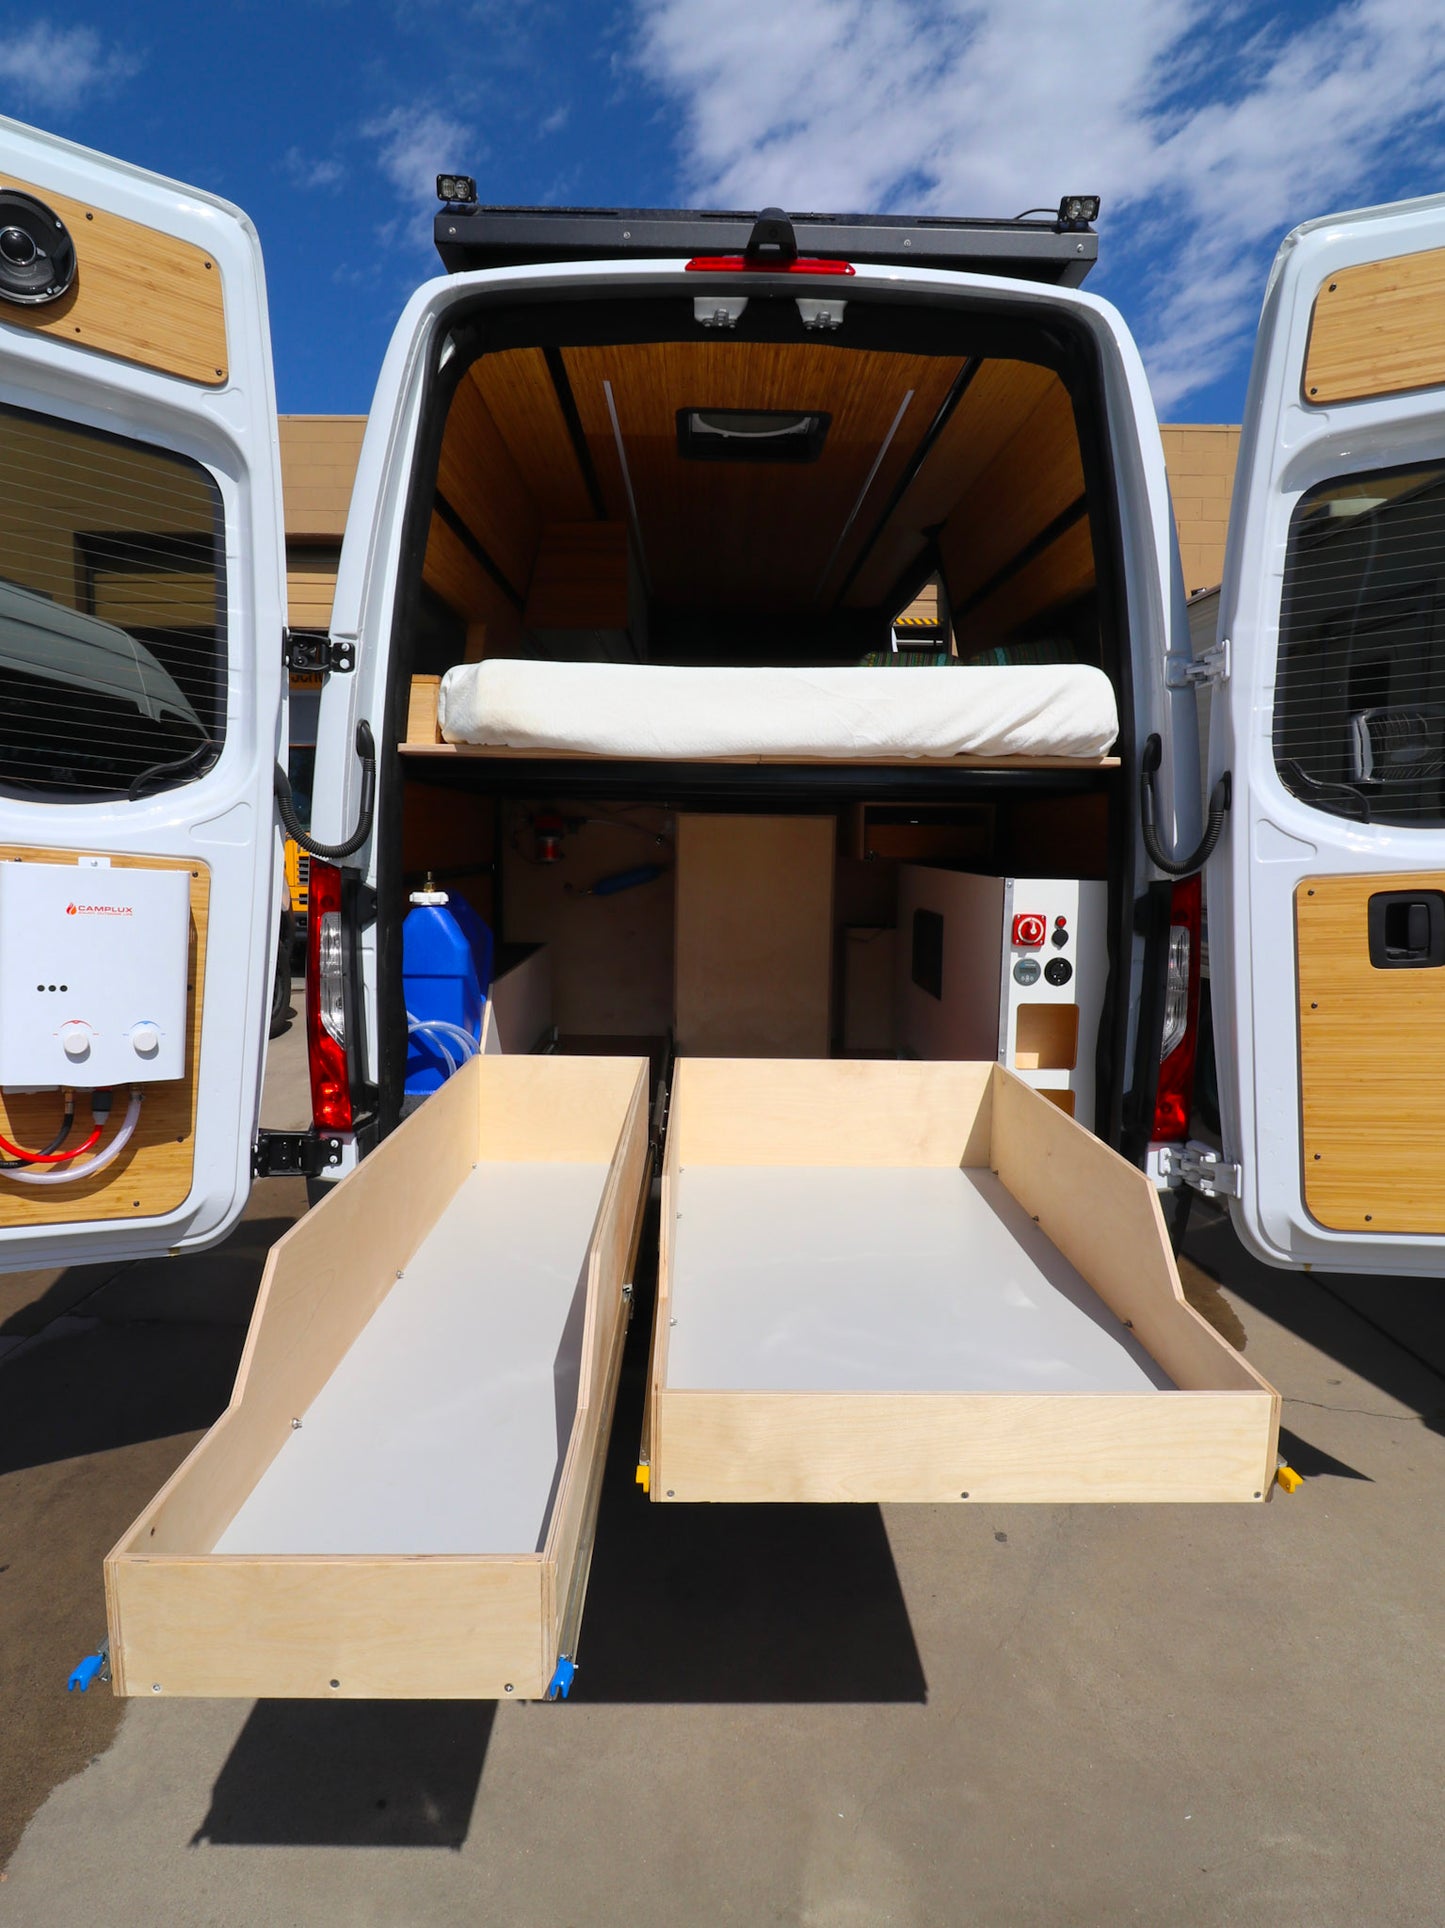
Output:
[
  {"xmin": 643, "ymin": 1061, "xmax": 1278, "ymax": 1506},
  {"xmin": 105, "ymin": 1052, "xmax": 650, "ymax": 1699}
]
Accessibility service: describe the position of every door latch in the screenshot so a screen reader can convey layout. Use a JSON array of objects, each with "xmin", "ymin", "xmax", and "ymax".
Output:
[{"xmin": 284, "ymin": 629, "xmax": 355, "ymax": 675}]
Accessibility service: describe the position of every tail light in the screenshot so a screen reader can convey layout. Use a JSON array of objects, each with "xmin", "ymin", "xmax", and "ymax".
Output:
[
  {"xmin": 1153, "ymin": 874, "xmax": 1203, "ymax": 1142},
  {"xmin": 306, "ymin": 860, "xmax": 352, "ymax": 1132}
]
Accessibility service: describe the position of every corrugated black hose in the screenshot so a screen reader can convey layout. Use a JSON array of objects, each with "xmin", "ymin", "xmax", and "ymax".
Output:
[
  {"xmin": 1140, "ymin": 732, "xmax": 1231, "ymax": 878},
  {"xmin": 274, "ymin": 721, "xmax": 376, "ymax": 861}
]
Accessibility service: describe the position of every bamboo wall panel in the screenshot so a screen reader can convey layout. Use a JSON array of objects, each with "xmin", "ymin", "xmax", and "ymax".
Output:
[
  {"xmin": 0, "ymin": 173, "xmax": 227, "ymax": 385},
  {"xmin": 1297, "ymin": 872, "xmax": 1445, "ymax": 1232},
  {"xmin": 525, "ymin": 522, "xmax": 630, "ymax": 630},
  {"xmin": 470, "ymin": 350, "xmax": 594, "ymax": 521},
  {"xmin": 941, "ymin": 373, "xmax": 1086, "ymax": 612},
  {"xmin": 0, "ymin": 849, "xmax": 206, "ymax": 1228},
  {"xmin": 561, "ymin": 341, "xmax": 962, "ymax": 611},
  {"xmin": 421, "ymin": 511, "xmax": 526, "ymax": 653},
  {"xmin": 954, "ymin": 512, "xmax": 1096, "ymax": 648},
  {"xmin": 1303, "ymin": 248, "xmax": 1445, "ymax": 405},
  {"xmin": 435, "ymin": 373, "xmax": 542, "ymax": 596},
  {"xmin": 846, "ymin": 360, "xmax": 1057, "ymax": 607}
]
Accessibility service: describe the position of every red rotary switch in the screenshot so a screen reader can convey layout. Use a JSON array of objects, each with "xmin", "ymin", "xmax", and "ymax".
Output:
[{"xmin": 1011, "ymin": 912, "xmax": 1047, "ymax": 949}]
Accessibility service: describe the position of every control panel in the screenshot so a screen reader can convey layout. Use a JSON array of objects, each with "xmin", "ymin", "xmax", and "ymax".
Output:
[
  {"xmin": 0, "ymin": 860, "xmax": 189, "ymax": 1086},
  {"xmin": 896, "ymin": 866, "xmax": 1108, "ymax": 1124}
]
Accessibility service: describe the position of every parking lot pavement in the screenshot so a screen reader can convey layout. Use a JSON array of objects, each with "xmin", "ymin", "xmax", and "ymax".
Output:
[{"xmin": 2, "ymin": 1025, "xmax": 1443, "ymax": 1924}]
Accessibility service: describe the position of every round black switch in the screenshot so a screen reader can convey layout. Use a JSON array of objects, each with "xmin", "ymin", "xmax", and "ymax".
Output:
[{"xmin": 1044, "ymin": 957, "xmax": 1073, "ymax": 986}]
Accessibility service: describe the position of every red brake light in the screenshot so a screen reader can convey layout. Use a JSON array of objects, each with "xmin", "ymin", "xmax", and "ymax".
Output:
[
  {"xmin": 684, "ymin": 255, "xmax": 855, "ymax": 275},
  {"xmin": 1152, "ymin": 874, "xmax": 1203, "ymax": 1142},
  {"xmin": 306, "ymin": 859, "xmax": 352, "ymax": 1133}
]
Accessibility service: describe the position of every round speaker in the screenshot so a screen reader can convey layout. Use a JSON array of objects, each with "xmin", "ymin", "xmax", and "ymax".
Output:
[{"xmin": 0, "ymin": 189, "xmax": 76, "ymax": 305}]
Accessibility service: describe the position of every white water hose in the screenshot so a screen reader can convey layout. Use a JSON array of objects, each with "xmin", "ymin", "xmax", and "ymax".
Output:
[
  {"xmin": 406, "ymin": 1012, "xmax": 481, "ymax": 1079},
  {"xmin": 0, "ymin": 1089, "xmax": 144, "ymax": 1186}
]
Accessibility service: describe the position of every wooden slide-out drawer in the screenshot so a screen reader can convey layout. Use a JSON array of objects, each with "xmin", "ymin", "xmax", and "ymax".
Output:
[
  {"xmin": 105, "ymin": 1053, "xmax": 650, "ymax": 1699},
  {"xmin": 645, "ymin": 1060, "xmax": 1278, "ymax": 1507}
]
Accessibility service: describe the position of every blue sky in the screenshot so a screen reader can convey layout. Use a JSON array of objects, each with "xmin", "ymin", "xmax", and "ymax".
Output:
[{"xmin": 5, "ymin": 1, "xmax": 1445, "ymax": 421}]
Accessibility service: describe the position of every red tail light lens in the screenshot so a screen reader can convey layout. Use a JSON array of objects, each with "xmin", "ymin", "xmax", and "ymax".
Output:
[
  {"xmin": 684, "ymin": 255, "xmax": 855, "ymax": 275},
  {"xmin": 306, "ymin": 860, "xmax": 352, "ymax": 1133},
  {"xmin": 1153, "ymin": 874, "xmax": 1202, "ymax": 1142}
]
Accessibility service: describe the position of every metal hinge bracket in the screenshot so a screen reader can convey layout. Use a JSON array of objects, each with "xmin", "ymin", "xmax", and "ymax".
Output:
[
  {"xmin": 1166, "ymin": 637, "xmax": 1230, "ymax": 691},
  {"xmin": 1162, "ymin": 1141, "xmax": 1241, "ymax": 1199},
  {"xmin": 284, "ymin": 629, "xmax": 355, "ymax": 675},
  {"xmin": 252, "ymin": 1129, "xmax": 344, "ymax": 1179}
]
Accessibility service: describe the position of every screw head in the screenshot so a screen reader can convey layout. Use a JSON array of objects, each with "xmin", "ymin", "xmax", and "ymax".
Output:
[
  {"xmin": 503, "ymin": 1683, "xmax": 514, "ymax": 1694},
  {"xmin": 151, "ymin": 1683, "xmax": 162, "ymax": 1693}
]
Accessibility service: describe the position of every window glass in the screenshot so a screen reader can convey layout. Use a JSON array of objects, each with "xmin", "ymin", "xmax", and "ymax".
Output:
[
  {"xmin": 1275, "ymin": 463, "xmax": 1445, "ymax": 825},
  {"xmin": 0, "ymin": 403, "xmax": 225, "ymax": 797}
]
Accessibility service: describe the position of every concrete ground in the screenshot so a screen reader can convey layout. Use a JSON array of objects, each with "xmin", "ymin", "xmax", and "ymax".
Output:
[{"xmin": 1, "ymin": 1006, "xmax": 1443, "ymax": 1925}]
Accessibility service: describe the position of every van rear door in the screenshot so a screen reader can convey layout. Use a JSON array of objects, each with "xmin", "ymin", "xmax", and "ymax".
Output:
[
  {"xmin": 1209, "ymin": 192, "xmax": 1445, "ymax": 1275},
  {"xmin": 0, "ymin": 117, "xmax": 285, "ymax": 1271}
]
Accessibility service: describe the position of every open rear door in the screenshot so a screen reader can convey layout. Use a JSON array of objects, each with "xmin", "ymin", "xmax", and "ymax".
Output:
[
  {"xmin": 0, "ymin": 118, "xmax": 284, "ymax": 1271},
  {"xmin": 1209, "ymin": 191, "xmax": 1445, "ymax": 1275}
]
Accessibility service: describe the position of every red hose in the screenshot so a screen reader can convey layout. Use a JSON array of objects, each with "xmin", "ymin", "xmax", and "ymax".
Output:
[{"xmin": 0, "ymin": 1121, "xmax": 103, "ymax": 1164}]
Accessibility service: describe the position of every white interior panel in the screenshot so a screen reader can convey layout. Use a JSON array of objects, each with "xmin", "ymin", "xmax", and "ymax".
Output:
[
  {"xmin": 216, "ymin": 1160, "xmax": 611, "ymax": 1556},
  {"xmin": 666, "ymin": 1165, "xmax": 1171, "ymax": 1394}
]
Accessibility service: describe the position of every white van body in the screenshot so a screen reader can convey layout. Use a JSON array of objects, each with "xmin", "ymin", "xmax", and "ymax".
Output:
[{"xmin": 0, "ymin": 113, "xmax": 1441, "ymax": 1284}]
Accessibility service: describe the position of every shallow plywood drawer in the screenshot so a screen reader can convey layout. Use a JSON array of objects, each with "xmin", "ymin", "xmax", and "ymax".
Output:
[
  {"xmin": 645, "ymin": 1061, "xmax": 1278, "ymax": 1505},
  {"xmin": 105, "ymin": 1052, "xmax": 649, "ymax": 1699}
]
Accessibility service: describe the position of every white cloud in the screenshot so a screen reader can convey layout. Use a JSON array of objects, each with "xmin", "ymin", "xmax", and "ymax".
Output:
[
  {"xmin": 0, "ymin": 20, "xmax": 140, "ymax": 112},
  {"xmin": 362, "ymin": 103, "xmax": 474, "ymax": 201},
  {"xmin": 282, "ymin": 147, "xmax": 346, "ymax": 192},
  {"xmin": 635, "ymin": 0, "xmax": 1445, "ymax": 410}
]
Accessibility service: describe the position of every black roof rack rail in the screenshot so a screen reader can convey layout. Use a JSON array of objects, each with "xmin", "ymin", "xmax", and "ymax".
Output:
[{"xmin": 433, "ymin": 205, "xmax": 1097, "ymax": 287}]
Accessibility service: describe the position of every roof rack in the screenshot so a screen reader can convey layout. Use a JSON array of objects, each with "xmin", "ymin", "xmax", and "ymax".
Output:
[{"xmin": 433, "ymin": 205, "xmax": 1097, "ymax": 287}]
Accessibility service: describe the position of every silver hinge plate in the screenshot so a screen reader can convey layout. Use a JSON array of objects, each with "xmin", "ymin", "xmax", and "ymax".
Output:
[
  {"xmin": 1166, "ymin": 637, "xmax": 1230, "ymax": 691},
  {"xmin": 1163, "ymin": 1141, "xmax": 1242, "ymax": 1199},
  {"xmin": 694, "ymin": 294, "xmax": 748, "ymax": 330}
]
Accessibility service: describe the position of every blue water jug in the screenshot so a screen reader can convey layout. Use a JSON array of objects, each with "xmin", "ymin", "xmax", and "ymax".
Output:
[{"xmin": 402, "ymin": 883, "xmax": 494, "ymax": 1093}]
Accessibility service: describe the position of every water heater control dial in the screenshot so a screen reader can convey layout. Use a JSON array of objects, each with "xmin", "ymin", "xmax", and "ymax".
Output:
[
  {"xmin": 130, "ymin": 1022, "xmax": 162, "ymax": 1059},
  {"xmin": 58, "ymin": 1021, "xmax": 92, "ymax": 1062}
]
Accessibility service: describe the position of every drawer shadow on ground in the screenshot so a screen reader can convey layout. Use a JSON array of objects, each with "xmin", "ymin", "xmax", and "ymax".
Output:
[
  {"xmin": 1181, "ymin": 1204, "xmax": 1445, "ymax": 1448},
  {"xmin": 192, "ymin": 1700, "xmax": 494, "ymax": 1851}
]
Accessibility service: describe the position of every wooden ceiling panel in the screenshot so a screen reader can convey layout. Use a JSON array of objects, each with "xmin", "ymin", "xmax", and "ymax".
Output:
[
  {"xmin": 470, "ymin": 350, "xmax": 595, "ymax": 521},
  {"xmin": 435, "ymin": 374, "xmax": 541, "ymax": 596},
  {"xmin": 846, "ymin": 360, "xmax": 1057, "ymax": 607},
  {"xmin": 560, "ymin": 341, "xmax": 962, "ymax": 611}
]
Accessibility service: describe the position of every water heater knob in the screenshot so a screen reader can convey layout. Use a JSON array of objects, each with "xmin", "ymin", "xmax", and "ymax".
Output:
[
  {"xmin": 59, "ymin": 1021, "xmax": 91, "ymax": 1061},
  {"xmin": 130, "ymin": 1022, "xmax": 161, "ymax": 1058}
]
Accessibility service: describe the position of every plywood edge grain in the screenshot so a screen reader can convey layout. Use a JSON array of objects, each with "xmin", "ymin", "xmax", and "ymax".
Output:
[
  {"xmin": 404, "ymin": 741, "xmax": 1119, "ymax": 769},
  {"xmin": 654, "ymin": 1388, "xmax": 1275, "ymax": 1504}
]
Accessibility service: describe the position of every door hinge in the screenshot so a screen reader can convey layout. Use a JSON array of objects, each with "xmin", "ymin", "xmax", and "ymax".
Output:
[
  {"xmin": 1162, "ymin": 1141, "xmax": 1241, "ymax": 1199},
  {"xmin": 284, "ymin": 629, "xmax": 355, "ymax": 675},
  {"xmin": 1166, "ymin": 637, "xmax": 1230, "ymax": 690},
  {"xmin": 252, "ymin": 1128, "xmax": 344, "ymax": 1179}
]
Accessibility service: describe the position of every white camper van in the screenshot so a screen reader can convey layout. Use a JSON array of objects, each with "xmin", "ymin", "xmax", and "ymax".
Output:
[{"xmin": 5, "ymin": 119, "xmax": 1443, "ymax": 1700}]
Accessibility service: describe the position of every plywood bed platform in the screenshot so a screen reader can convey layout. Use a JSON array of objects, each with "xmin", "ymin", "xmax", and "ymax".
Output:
[{"xmin": 645, "ymin": 1061, "xmax": 1279, "ymax": 1507}]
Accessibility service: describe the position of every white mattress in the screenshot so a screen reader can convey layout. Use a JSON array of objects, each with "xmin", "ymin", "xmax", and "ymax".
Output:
[{"xmin": 437, "ymin": 660, "xmax": 1118, "ymax": 761}]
